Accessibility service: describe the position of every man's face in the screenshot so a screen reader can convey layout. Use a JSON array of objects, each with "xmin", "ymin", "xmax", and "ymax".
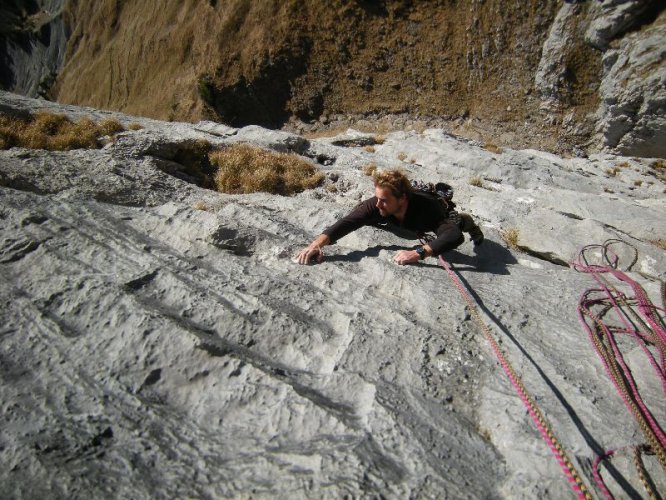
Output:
[{"xmin": 375, "ymin": 185, "xmax": 405, "ymax": 216}]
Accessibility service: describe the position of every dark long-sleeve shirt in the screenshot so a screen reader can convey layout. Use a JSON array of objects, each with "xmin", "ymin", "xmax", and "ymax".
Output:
[{"xmin": 322, "ymin": 192, "xmax": 463, "ymax": 256}]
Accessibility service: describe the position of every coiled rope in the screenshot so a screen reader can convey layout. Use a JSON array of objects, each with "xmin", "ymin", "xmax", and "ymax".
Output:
[
  {"xmin": 572, "ymin": 239, "xmax": 666, "ymax": 497},
  {"xmin": 436, "ymin": 254, "xmax": 592, "ymax": 499}
]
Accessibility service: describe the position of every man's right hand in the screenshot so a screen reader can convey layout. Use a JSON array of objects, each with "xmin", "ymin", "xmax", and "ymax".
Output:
[
  {"xmin": 296, "ymin": 244, "xmax": 324, "ymax": 265},
  {"xmin": 296, "ymin": 234, "xmax": 330, "ymax": 265}
]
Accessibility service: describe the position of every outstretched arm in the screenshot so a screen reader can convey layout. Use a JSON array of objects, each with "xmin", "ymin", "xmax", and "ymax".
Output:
[
  {"xmin": 296, "ymin": 234, "xmax": 331, "ymax": 265},
  {"xmin": 297, "ymin": 198, "xmax": 379, "ymax": 265}
]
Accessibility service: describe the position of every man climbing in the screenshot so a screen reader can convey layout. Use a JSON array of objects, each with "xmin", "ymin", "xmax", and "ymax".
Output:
[{"xmin": 296, "ymin": 169, "xmax": 483, "ymax": 265}]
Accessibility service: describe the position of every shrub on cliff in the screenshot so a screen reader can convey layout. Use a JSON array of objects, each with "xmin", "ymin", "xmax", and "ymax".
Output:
[
  {"xmin": 0, "ymin": 111, "xmax": 125, "ymax": 151},
  {"xmin": 210, "ymin": 144, "xmax": 324, "ymax": 196}
]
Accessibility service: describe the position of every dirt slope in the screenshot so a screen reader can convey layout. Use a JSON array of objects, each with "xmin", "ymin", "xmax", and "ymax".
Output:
[{"xmin": 50, "ymin": 1, "xmax": 604, "ymax": 151}]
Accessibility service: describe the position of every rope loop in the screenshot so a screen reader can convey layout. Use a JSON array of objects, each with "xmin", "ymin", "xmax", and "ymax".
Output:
[{"xmin": 573, "ymin": 239, "xmax": 666, "ymax": 495}]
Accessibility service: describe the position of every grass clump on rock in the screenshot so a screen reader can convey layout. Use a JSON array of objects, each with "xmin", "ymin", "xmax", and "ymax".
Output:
[
  {"xmin": 0, "ymin": 111, "xmax": 125, "ymax": 150},
  {"xmin": 210, "ymin": 144, "xmax": 324, "ymax": 196},
  {"xmin": 484, "ymin": 142, "xmax": 503, "ymax": 154},
  {"xmin": 469, "ymin": 175, "xmax": 484, "ymax": 187},
  {"xmin": 362, "ymin": 163, "xmax": 377, "ymax": 176},
  {"xmin": 501, "ymin": 227, "xmax": 520, "ymax": 249}
]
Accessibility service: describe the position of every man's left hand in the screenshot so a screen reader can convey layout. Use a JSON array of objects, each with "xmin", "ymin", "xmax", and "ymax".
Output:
[{"xmin": 393, "ymin": 250, "xmax": 420, "ymax": 265}]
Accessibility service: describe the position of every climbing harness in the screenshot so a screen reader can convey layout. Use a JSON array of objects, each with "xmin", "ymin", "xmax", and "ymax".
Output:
[
  {"xmin": 435, "ymin": 251, "xmax": 592, "ymax": 499},
  {"xmin": 573, "ymin": 239, "xmax": 666, "ymax": 497}
]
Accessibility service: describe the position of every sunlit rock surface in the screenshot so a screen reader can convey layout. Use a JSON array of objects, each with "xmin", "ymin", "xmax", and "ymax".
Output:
[{"xmin": 1, "ymin": 92, "xmax": 664, "ymax": 498}]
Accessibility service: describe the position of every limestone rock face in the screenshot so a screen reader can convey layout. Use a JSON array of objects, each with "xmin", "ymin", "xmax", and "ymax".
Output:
[
  {"xmin": 585, "ymin": 0, "xmax": 657, "ymax": 50},
  {"xmin": 0, "ymin": 92, "xmax": 664, "ymax": 498},
  {"xmin": 0, "ymin": 0, "xmax": 67, "ymax": 98},
  {"xmin": 534, "ymin": 3, "xmax": 581, "ymax": 110},
  {"xmin": 533, "ymin": 0, "xmax": 666, "ymax": 157},
  {"xmin": 596, "ymin": 16, "xmax": 666, "ymax": 157}
]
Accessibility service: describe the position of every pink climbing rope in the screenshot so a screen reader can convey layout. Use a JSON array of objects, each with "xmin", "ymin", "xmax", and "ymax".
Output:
[
  {"xmin": 572, "ymin": 239, "xmax": 666, "ymax": 494},
  {"xmin": 592, "ymin": 446, "xmax": 660, "ymax": 500},
  {"xmin": 437, "ymin": 254, "xmax": 592, "ymax": 499}
]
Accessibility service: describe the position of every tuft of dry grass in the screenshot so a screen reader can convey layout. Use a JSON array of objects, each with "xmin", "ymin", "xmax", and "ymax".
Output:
[
  {"xmin": 364, "ymin": 145, "xmax": 375, "ymax": 153},
  {"xmin": 647, "ymin": 159, "xmax": 666, "ymax": 182},
  {"xmin": 469, "ymin": 176, "xmax": 483, "ymax": 187},
  {"xmin": 128, "ymin": 122, "xmax": 143, "ymax": 130},
  {"xmin": 362, "ymin": 163, "xmax": 377, "ymax": 176},
  {"xmin": 484, "ymin": 142, "xmax": 503, "ymax": 154},
  {"xmin": 500, "ymin": 227, "xmax": 520, "ymax": 249},
  {"xmin": 373, "ymin": 135, "xmax": 385, "ymax": 145},
  {"xmin": 99, "ymin": 118, "xmax": 124, "ymax": 136},
  {"xmin": 0, "ymin": 111, "xmax": 126, "ymax": 151},
  {"xmin": 651, "ymin": 159, "xmax": 665, "ymax": 170},
  {"xmin": 651, "ymin": 239, "xmax": 666, "ymax": 251},
  {"xmin": 397, "ymin": 152, "xmax": 407, "ymax": 161},
  {"xmin": 192, "ymin": 200, "xmax": 209, "ymax": 211},
  {"xmin": 478, "ymin": 427, "xmax": 492, "ymax": 443},
  {"xmin": 210, "ymin": 143, "xmax": 324, "ymax": 196}
]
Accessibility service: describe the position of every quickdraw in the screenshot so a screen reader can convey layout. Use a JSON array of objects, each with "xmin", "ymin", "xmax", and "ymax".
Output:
[
  {"xmin": 573, "ymin": 239, "xmax": 666, "ymax": 497},
  {"xmin": 436, "ymin": 253, "xmax": 592, "ymax": 499}
]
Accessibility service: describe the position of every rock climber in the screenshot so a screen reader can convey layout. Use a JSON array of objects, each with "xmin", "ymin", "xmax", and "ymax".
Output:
[{"xmin": 296, "ymin": 169, "xmax": 483, "ymax": 265}]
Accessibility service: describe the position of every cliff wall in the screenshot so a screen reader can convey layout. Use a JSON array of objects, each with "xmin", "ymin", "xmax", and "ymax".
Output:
[{"xmin": 1, "ymin": 0, "xmax": 664, "ymax": 156}]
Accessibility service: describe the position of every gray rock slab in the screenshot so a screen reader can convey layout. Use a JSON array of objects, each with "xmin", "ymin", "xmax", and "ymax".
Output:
[
  {"xmin": 0, "ymin": 93, "xmax": 664, "ymax": 498},
  {"xmin": 596, "ymin": 18, "xmax": 666, "ymax": 157}
]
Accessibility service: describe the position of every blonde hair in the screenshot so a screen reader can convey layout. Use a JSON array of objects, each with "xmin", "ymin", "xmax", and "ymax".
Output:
[{"xmin": 372, "ymin": 169, "xmax": 412, "ymax": 198}]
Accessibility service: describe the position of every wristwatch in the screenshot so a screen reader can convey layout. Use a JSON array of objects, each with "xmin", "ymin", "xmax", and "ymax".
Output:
[{"xmin": 415, "ymin": 246, "xmax": 426, "ymax": 260}]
